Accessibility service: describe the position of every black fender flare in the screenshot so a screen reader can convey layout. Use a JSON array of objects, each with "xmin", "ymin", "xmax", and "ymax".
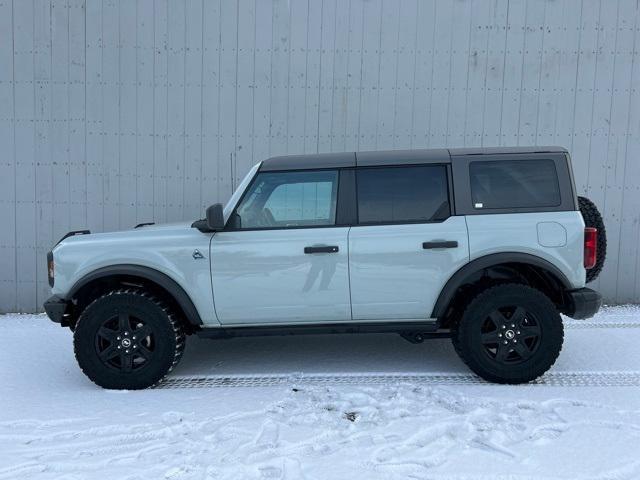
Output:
[
  {"xmin": 431, "ymin": 252, "xmax": 572, "ymax": 319},
  {"xmin": 66, "ymin": 264, "xmax": 203, "ymax": 326}
]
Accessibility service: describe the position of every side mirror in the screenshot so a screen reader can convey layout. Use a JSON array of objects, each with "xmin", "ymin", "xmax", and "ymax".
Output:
[{"xmin": 206, "ymin": 203, "xmax": 225, "ymax": 231}]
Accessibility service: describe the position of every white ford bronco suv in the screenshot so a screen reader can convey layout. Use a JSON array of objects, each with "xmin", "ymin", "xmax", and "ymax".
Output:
[{"xmin": 45, "ymin": 147, "xmax": 605, "ymax": 389}]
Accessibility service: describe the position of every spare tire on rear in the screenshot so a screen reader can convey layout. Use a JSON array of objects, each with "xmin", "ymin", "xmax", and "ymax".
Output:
[{"xmin": 578, "ymin": 196, "xmax": 607, "ymax": 283}]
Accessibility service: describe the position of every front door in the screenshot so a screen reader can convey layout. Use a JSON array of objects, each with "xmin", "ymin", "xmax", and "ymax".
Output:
[
  {"xmin": 210, "ymin": 169, "xmax": 351, "ymax": 325},
  {"xmin": 348, "ymin": 164, "xmax": 470, "ymax": 320}
]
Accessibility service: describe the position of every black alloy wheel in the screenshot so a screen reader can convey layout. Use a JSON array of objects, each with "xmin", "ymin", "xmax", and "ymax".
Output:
[
  {"xmin": 95, "ymin": 312, "xmax": 156, "ymax": 373},
  {"xmin": 479, "ymin": 306, "xmax": 541, "ymax": 365},
  {"xmin": 74, "ymin": 289, "xmax": 185, "ymax": 389},
  {"xmin": 452, "ymin": 283, "xmax": 563, "ymax": 384}
]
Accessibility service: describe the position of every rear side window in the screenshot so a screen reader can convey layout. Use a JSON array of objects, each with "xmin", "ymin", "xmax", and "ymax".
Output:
[
  {"xmin": 469, "ymin": 159, "xmax": 561, "ymax": 209},
  {"xmin": 356, "ymin": 165, "xmax": 449, "ymax": 224}
]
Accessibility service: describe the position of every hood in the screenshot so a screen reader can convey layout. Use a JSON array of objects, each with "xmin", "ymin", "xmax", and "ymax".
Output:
[{"xmin": 54, "ymin": 221, "xmax": 196, "ymax": 249}]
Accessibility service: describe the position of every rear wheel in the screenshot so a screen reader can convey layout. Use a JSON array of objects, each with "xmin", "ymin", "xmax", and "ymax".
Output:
[
  {"xmin": 73, "ymin": 289, "xmax": 185, "ymax": 389},
  {"xmin": 452, "ymin": 284, "xmax": 563, "ymax": 384}
]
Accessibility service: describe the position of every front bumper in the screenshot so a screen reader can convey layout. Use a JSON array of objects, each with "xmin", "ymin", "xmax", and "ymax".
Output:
[
  {"xmin": 563, "ymin": 287, "xmax": 602, "ymax": 320},
  {"xmin": 44, "ymin": 295, "xmax": 70, "ymax": 326}
]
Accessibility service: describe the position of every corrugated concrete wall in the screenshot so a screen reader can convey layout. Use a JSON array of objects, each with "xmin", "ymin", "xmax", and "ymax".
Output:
[{"xmin": 1, "ymin": 0, "xmax": 639, "ymax": 312}]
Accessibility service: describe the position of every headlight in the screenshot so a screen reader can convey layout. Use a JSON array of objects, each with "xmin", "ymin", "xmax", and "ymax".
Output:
[{"xmin": 47, "ymin": 251, "xmax": 54, "ymax": 287}]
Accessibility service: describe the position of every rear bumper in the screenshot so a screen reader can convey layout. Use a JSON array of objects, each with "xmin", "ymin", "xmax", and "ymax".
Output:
[
  {"xmin": 44, "ymin": 295, "xmax": 69, "ymax": 326},
  {"xmin": 563, "ymin": 287, "xmax": 602, "ymax": 320}
]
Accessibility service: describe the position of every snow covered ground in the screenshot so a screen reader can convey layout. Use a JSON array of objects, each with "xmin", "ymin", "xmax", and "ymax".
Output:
[{"xmin": 1, "ymin": 306, "xmax": 640, "ymax": 479}]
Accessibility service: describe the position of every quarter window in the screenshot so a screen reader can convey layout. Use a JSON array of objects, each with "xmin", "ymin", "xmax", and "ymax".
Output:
[
  {"xmin": 233, "ymin": 170, "xmax": 339, "ymax": 229},
  {"xmin": 469, "ymin": 159, "xmax": 561, "ymax": 209},
  {"xmin": 356, "ymin": 165, "xmax": 450, "ymax": 224}
]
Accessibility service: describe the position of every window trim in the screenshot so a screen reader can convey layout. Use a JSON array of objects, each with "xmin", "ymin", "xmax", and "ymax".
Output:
[
  {"xmin": 224, "ymin": 168, "xmax": 345, "ymax": 232},
  {"xmin": 451, "ymin": 153, "xmax": 576, "ymax": 216},
  {"xmin": 353, "ymin": 163, "xmax": 452, "ymax": 227}
]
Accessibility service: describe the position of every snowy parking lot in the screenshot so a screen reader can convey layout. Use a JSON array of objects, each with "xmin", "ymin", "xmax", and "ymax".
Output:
[{"xmin": 1, "ymin": 306, "xmax": 640, "ymax": 479}]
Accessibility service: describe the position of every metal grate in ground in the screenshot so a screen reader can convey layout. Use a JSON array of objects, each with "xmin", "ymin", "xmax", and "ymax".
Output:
[{"xmin": 156, "ymin": 371, "xmax": 640, "ymax": 389}]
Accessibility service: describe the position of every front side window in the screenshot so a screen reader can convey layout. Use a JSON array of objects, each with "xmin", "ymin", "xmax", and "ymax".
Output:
[
  {"xmin": 356, "ymin": 165, "xmax": 450, "ymax": 224},
  {"xmin": 469, "ymin": 159, "xmax": 561, "ymax": 209},
  {"xmin": 233, "ymin": 170, "xmax": 339, "ymax": 229}
]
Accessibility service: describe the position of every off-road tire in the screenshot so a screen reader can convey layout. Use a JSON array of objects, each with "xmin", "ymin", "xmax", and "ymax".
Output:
[
  {"xmin": 578, "ymin": 195, "xmax": 606, "ymax": 283},
  {"xmin": 73, "ymin": 289, "xmax": 186, "ymax": 390},
  {"xmin": 451, "ymin": 284, "xmax": 563, "ymax": 384}
]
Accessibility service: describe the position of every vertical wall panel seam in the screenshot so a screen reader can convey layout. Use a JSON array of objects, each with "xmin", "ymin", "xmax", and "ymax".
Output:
[
  {"xmin": 67, "ymin": 0, "xmax": 71, "ymax": 232},
  {"xmin": 603, "ymin": 0, "xmax": 621, "ymax": 296},
  {"xmin": 374, "ymin": 0, "xmax": 383, "ymax": 149},
  {"xmin": 585, "ymin": 0, "xmax": 603, "ymax": 195},
  {"xmin": 478, "ymin": 0, "xmax": 492, "ymax": 147},
  {"xmin": 267, "ymin": 0, "xmax": 274, "ymax": 155},
  {"xmin": 618, "ymin": 0, "xmax": 639, "ymax": 298},
  {"xmin": 285, "ymin": 0, "xmax": 291, "ymax": 154},
  {"xmin": 251, "ymin": 0, "xmax": 257, "ymax": 162},
  {"xmin": 11, "ymin": 0, "xmax": 17, "ymax": 311},
  {"xmin": 445, "ymin": 2, "xmax": 454, "ymax": 143},
  {"xmin": 315, "ymin": 0, "xmax": 324, "ymax": 153},
  {"xmin": 152, "ymin": 1, "xmax": 156, "ymax": 217},
  {"xmin": 165, "ymin": 0, "xmax": 169, "ymax": 210},
  {"xmin": 515, "ymin": 0, "xmax": 529, "ymax": 145},
  {"xmin": 462, "ymin": 0, "xmax": 474, "ymax": 147},
  {"xmin": 83, "ymin": 0, "xmax": 87, "ymax": 226},
  {"xmin": 182, "ymin": 3, "xmax": 186, "ymax": 217},
  {"xmin": 135, "ymin": 0, "xmax": 139, "ymax": 224},
  {"xmin": 391, "ymin": 0, "xmax": 400, "ymax": 148},
  {"xmin": 329, "ymin": 0, "xmax": 337, "ymax": 151},
  {"xmin": 498, "ymin": 0, "xmax": 510, "ymax": 145},
  {"xmin": 100, "ymin": 0, "xmax": 104, "ymax": 230},
  {"xmin": 407, "ymin": 0, "xmax": 418, "ymax": 149},
  {"xmin": 569, "ymin": 0, "xmax": 584, "ymax": 155},
  {"xmin": 344, "ymin": 0, "xmax": 352, "ymax": 149},
  {"xmin": 303, "ymin": 0, "xmax": 310, "ymax": 152},
  {"xmin": 533, "ymin": 0, "xmax": 547, "ymax": 142},
  {"xmin": 117, "ymin": 0, "xmax": 121, "ymax": 227},
  {"xmin": 356, "ymin": 0, "xmax": 365, "ymax": 150},
  {"xmin": 427, "ymin": 0, "xmax": 436, "ymax": 146},
  {"xmin": 199, "ymin": 0, "xmax": 204, "ymax": 209}
]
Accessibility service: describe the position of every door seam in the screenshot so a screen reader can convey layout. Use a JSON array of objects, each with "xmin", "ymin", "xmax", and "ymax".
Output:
[{"xmin": 346, "ymin": 226, "xmax": 354, "ymax": 321}]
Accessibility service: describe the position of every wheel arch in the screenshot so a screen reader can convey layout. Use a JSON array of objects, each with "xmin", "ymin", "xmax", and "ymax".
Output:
[
  {"xmin": 66, "ymin": 265, "xmax": 203, "ymax": 329},
  {"xmin": 432, "ymin": 253, "xmax": 572, "ymax": 321}
]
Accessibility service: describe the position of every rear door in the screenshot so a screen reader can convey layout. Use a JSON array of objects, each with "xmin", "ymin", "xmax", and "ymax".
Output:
[{"xmin": 348, "ymin": 163, "xmax": 469, "ymax": 321}]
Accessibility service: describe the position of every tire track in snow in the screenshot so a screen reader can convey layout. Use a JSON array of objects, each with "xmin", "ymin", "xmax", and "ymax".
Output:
[{"xmin": 157, "ymin": 371, "xmax": 640, "ymax": 389}]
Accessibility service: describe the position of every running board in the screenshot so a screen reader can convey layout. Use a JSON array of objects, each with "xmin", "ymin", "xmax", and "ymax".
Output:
[{"xmin": 196, "ymin": 320, "xmax": 448, "ymax": 342}]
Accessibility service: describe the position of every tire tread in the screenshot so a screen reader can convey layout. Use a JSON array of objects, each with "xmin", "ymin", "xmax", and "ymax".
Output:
[{"xmin": 74, "ymin": 288, "xmax": 186, "ymax": 389}]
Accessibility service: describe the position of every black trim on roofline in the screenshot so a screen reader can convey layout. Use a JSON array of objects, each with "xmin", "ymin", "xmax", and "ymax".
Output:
[{"xmin": 259, "ymin": 146, "xmax": 569, "ymax": 171}]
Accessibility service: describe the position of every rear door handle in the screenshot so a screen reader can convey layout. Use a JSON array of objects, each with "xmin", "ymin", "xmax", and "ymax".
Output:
[
  {"xmin": 304, "ymin": 245, "xmax": 339, "ymax": 254},
  {"xmin": 422, "ymin": 241, "xmax": 458, "ymax": 249}
]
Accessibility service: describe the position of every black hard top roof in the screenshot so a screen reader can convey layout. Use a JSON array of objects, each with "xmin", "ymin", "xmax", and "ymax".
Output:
[{"xmin": 259, "ymin": 146, "xmax": 568, "ymax": 171}]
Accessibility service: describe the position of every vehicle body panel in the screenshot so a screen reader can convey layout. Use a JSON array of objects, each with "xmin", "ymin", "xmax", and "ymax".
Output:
[
  {"xmin": 465, "ymin": 211, "xmax": 586, "ymax": 289},
  {"xmin": 209, "ymin": 227, "xmax": 351, "ymax": 324},
  {"xmin": 51, "ymin": 226, "xmax": 218, "ymax": 325},
  {"xmin": 348, "ymin": 217, "xmax": 470, "ymax": 320}
]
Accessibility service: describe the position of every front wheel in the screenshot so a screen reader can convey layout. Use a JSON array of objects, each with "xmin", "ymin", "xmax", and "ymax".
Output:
[
  {"xmin": 73, "ymin": 289, "xmax": 186, "ymax": 389},
  {"xmin": 452, "ymin": 284, "xmax": 563, "ymax": 384}
]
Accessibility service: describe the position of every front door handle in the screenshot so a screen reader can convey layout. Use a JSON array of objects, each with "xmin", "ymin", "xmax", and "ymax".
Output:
[
  {"xmin": 304, "ymin": 245, "xmax": 339, "ymax": 254},
  {"xmin": 423, "ymin": 241, "xmax": 458, "ymax": 249}
]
